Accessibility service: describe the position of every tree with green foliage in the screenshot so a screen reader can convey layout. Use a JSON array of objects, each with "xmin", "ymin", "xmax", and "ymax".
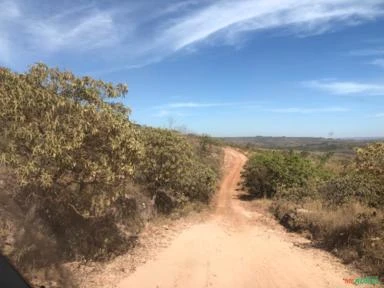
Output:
[
  {"xmin": 322, "ymin": 142, "xmax": 384, "ymax": 207},
  {"xmin": 199, "ymin": 134, "xmax": 215, "ymax": 154},
  {"xmin": 241, "ymin": 150, "xmax": 316, "ymax": 198},
  {"xmin": 355, "ymin": 142, "xmax": 384, "ymax": 176},
  {"xmin": 0, "ymin": 64, "xmax": 142, "ymax": 219},
  {"xmin": 0, "ymin": 63, "xmax": 222, "ymax": 261},
  {"xmin": 136, "ymin": 127, "xmax": 216, "ymax": 209},
  {"xmin": 319, "ymin": 151, "xmax": 334, "ymax": 167}
]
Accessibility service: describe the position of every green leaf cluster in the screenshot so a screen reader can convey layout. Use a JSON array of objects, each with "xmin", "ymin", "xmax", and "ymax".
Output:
[
  {"xmin": 136, "ymin": 127, "xmax": 216, "ymax": 206},
  {"xmin": 322, "ymin": 142, "xmax": 384, "ymax": 207},
  {"xmin": 0, "ymin": 64, "xmax": 142, "ymax": 218},
  {"xmin": 0, "ymin": 63, "xmax": 220, "ymax": 260},
  {"xmin": 241, "ymin": 150, "xmax": 317, "ymax": 198}
]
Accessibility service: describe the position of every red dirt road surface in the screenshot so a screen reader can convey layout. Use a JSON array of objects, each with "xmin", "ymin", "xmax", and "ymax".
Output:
[{"xmin": 118, "ymin": 148, "xmax": 358, "ymax": 288}]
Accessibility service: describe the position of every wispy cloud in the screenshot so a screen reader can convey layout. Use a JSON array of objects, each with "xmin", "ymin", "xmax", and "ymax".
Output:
[
  {"xmin": 152, "ymin": 101, "xmax": 350, "ymax": 117},
  {"xmin": 161, "ymin": 102, "xmax": 236, "ymax": 109},
  {"xmin": 0, "ymin": 1, "xmax": 121, "ymax": 65},
  {"xmin": 151, "ymin": 100, "xmax": 265, "ymax": 117},
  {"xmin": 0, "ymin": 1, "xmax": 20, "ymax": 19},
  {"xmin": 267, "ymin": 107, "xmax": 350, "ymax": 114},
  {"xmin": 157, "ymin": 0, "xmax": 384, "ymax": 53},
  {"xmin": 156, "ymin": 101, "xmax": 264, "ymax": 110},
  {"xmin": 153, "ymin": 109, "xmax": 187, "ymax": 118},
  {"xmin": 0, "ymin": 36, "xmax": 12, "ymax": 64},
  {"xmin": 348, "ymin": 48, "xmax": 384, "ymax": 56},
  {"xmin": 348, "ymin": 46, "xmax": 384, "ymax": 69},
  {"xmin": 370, "ymin": 58, "xmax": 384, "ymax": 68},
  {"xmin": 303, "ymin": 80, "xmax": 384, "ymax": 95},
  {"xmin": 0, "ymin": 1, "xmax": 21, "ymax": 64},
  {"xmin": 28, "ymin": 10, "xmax": 119, "ymax": 52},
  {"xmin": 152, "ymin": 101, "xmax": 249, "ymax": 117},
  {"xmin": 1, "ymin": 0, "xmax": 384, "ymax": 70},
  {"xmin": 372, "ymin": 112, "xmax": 384, "ymax": 118}
]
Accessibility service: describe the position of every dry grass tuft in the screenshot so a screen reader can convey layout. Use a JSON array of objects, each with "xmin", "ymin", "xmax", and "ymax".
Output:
[{"xmin": 272, "ymin": 200, "xmax": 384, "ymax": 275}]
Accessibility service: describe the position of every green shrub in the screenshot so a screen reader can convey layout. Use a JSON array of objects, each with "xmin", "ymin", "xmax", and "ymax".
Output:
[
  {"xmin": 0, "ymin": 63, "xmax": 221, "ymax": 264},
  {"xmin": 321, "ymin": 173, "xmax": 383, "ymax": 208},
  {"xmin": 321, "ymin": 142, "xmax": 384, "ymax": 208},
  {"xmin": 275, "ymin": 181, "xmax": 319, "ymax": 203},
  {"xmin": 271, "ymin": 143, "xmax": 384, "ymax": 275},
  {"xmin": 136, "ymin": 127, "xmax": 216, "ymax": 210},
  {"xmin": 0, "ymin": 64, "xmax": 144, "ymax": 259},
  {"xmin": 355, "ymin": 142, "xmax": 384, "ymax": 176},
  {"xmin": 241, "ymin": 150, "xmax": 317, "ymax": 198},
  {"xmin": 0, "ymin": 64, "xmax": 142, "ymax": 219},
  {"xmin": 198, "ymin": 134, "xmax": 219, "ymax": 155}
]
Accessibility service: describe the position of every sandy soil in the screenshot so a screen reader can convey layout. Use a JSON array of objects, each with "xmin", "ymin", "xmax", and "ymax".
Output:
[{"xmin": 117, "ymin": 148, "xmax": 360, "ymax": 288}]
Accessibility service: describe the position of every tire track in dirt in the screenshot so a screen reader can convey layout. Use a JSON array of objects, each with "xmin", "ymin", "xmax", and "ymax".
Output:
[{"xmin": 117, "ymin": 147, "xmax": 359, "ymax": 288}]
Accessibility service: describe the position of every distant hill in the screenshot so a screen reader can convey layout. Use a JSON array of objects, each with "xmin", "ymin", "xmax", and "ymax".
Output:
[{"xmin": 218, "ymin": 136, "xmax": 382, "ymax": 154}]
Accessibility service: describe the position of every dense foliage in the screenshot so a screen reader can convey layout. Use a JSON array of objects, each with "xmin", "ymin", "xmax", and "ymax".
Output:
[
  {"xmin": 241, "ymin": 143, "xmax": 383, "ymax": 206},
  {"xmin": 262, "ymin": 143, "xmax": 384, "ymax": 275},
  {"xmin": 241, "ymin": 150, "xmax": 317, "ymax": 198},
  {"xmin": 0, "ymin": 64, "xmax": 142, "ymax": 219},
  {"xmin": 0, "ymin": 64, "xmax": 219, "ymax": 261},
  {"xmin": 136, "ymin": 127, "xmax": 216, "ymax": 210},
  {"xmin": 322, "ymin": 143, "xmax": 384, "ymax": 207},
  {"xmin": 356, "ymin": 142, "xmax": 384, "ymax": 176}
]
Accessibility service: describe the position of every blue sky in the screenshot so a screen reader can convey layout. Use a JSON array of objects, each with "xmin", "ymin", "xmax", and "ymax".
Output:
[{"xmin": 1, "ymin": 0, "xmax": 384, "ymax": 137}]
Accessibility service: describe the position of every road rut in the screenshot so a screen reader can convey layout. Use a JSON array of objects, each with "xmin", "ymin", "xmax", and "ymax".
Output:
[{"xmin": 118, "ymin": 147, "xmax": 356, "ymax": 288}]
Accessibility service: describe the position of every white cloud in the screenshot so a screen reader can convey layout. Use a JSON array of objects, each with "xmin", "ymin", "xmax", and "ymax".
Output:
[
  {"xmin": 0, "ymin": 1, "xmax": 21, "ymax": 64},
  {"xmin": 349, "ymin": 48, "xmax": 384, "ymax": 56},
  {"xmin": 153, "ymin": 101, "xmax": 349, "ymax": 117},
  {"xmin": 373, "ymin": 112, "xmax": 384, "ymax": 118},
  {"xmin": 267, "ymin": 107, "xmax": 350, "ymax": 113},
  {"xmin": 151, "ymin": 101, "xmax": 263, "ymax": 117},
  {"xmin": 348, "ymin": 47, "xmax": 384, "ymax": 69},
  {"xmin": 370, "ymin": 58, "xmax": 384, "ymax": 68},
  {"xmin": 152, "ymin": 101, "xmax": 223, "ymax": 117},
  {"xmin": 156, "ymin": 0, "xmax": 384, "ymax": 53},
  {"xmin": 165, "ymin": 102, "xmax": 232, "ymax": 108},
  {"xmin": 303, "ymin": 80, "xmax": 384, "ymax": 95},
  {"xmin": 153, "ymin": 110, "xmax": 170, "ymax": 117},
  {"xmin": 156, "ymin": 101, "xmax": 263, "ymax": 110},
  {"xmin": 27, "ymin": 9, "xmax": 119, "ymax": 52},
  {"xmin": 1, "ymin": 0, "xmax": 384, "ymax": 69},
  {"xmin": 0, "ymin": 36, "xmax": 12, "ymax": 64},
  {"xmin": 134, "ymin": 0, "xmax": 384, "ymax": 68},
  {"xmin": 0, "ymin": 1, "xmax": 21, "ymax": 19},
  {"xmin": 153, "ymin": 109, "xmax": 187, "ymax": 117},
  {"xmin": 0, "ymin": 1, "xmax": 120, "ymax": 65}
]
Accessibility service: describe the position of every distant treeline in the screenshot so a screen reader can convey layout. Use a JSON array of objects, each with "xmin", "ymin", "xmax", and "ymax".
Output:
[{"xmin": 219, "ymin": 136, "xmax": 382, "ymax": 154}]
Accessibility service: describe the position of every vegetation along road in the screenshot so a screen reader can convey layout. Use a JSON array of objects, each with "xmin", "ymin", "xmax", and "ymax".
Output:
[{"xmin": 118, "ymin": 147, "xmax": 356, "ymax": 288}]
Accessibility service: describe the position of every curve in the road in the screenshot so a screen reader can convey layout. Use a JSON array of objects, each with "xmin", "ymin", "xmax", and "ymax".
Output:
[{"xmin": 118, "ymin": 147, "xmax": 357, "ymax": 288}]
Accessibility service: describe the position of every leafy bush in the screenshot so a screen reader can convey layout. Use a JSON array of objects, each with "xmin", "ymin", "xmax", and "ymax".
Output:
[
  {"xmin": 275, "ymin": 181, "xmax": 319, "ymax": 203},
  {"xmin": 136, "ymin": 127, "xmax": 216, "ymax": 211},
  {"xmin": 321, "ymin": 143, "xmax": 384, "ymax": 208},
  {"xmin": 355, "ymin": 142, "xmax": 384, "ymax": 176},
  {"xmin": 0, "ymin": 63, "xmax": 221, "ymax": 265},
  {"xmin": 184, "ymin": 134, "xmax": 224, "ymax": 178},
  {"xmin": 0, "ymin": 64, "xmax": 142, "ymax": 219},
  {"xmin": 321, "ymin": 173, "xmax": 383, "ymax": 207},
  {"xmin": 0, "ymin": 64, "xmax": 144, "ymax": 259},
  {"xmin": 241, "ymin": 150, "xmax": 317, "ymax": 198},
  {"xmin": 271, "ymin": 143, "xmax": 384, "ymax": 275},
  {"xmin": 198, "ymin": 134, "xmax": 221, "ymax": 155}
]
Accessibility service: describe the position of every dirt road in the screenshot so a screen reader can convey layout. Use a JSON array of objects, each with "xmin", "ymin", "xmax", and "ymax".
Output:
[{"xmin": 118, "ymin": 148, "xmax": 356, "ymax": 288}]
